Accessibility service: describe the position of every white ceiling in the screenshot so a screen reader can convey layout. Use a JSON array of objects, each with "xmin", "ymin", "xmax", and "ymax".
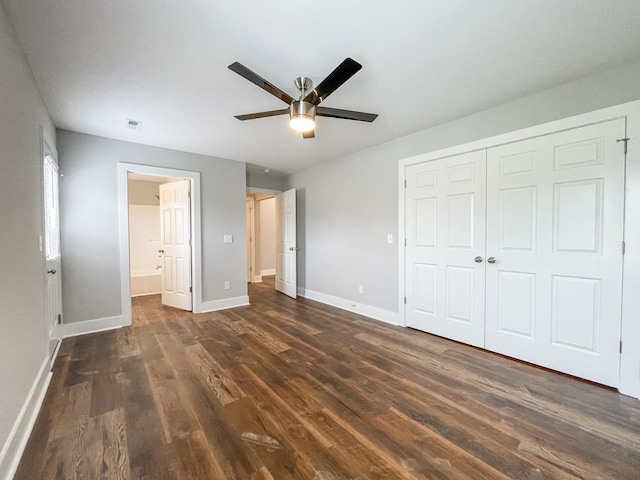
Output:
[{"xmin": 3, "ymin": 1, "xmax": 640, "ymax": 176}]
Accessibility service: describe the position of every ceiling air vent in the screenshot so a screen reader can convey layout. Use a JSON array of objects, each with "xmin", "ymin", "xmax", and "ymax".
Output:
[{"xmin": 125, "ymin": 119, "xmax": 142, "ymax": 131}]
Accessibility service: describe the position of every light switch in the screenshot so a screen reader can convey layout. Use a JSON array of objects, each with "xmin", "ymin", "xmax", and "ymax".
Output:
[
  {"xmin": 387, "ymin": 234, "xmax": 393, "ymax": 244},
  {"xmin": 223, "ymin": 235, "xmax": 233, "ymax": 243}
]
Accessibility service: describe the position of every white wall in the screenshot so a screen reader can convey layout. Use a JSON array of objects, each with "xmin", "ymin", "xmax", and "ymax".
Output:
[
  {"xmin": 128, "ymin": 178, "xmax": 160, "ymax": 206},
  {"xmin": 128, "ymin": 179, "xmax": 161, "ymax": 280},
  {"xmin": 58, "ymin": 130, "xmax": 248, "ymax": 325},
  {"xmin": 285, "ymin": 59, "xmax": 640, "ymax": 319},
  {"xmin": 128, "ymin": 205, "xmax": 160, "ymax": 275},
  {"xmin": 0, "ymin": 4, "xmax": 57, "ymax": 477},
  {"xmin": 258, "ymin": 197, "xmax": 276, "ymax": 274}
]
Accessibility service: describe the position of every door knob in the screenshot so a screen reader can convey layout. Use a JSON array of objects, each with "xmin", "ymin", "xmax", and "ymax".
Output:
[
  {"xmin": 47, "ymin": 269, "xmax": 56, "ymax": 274},
  {"xmin": 474, "ymin": 256, "xmax": 483, "ymax": 263},
  {"xmin": 487, "ymin": 257, "xmax": 496, "ymax": 264}
]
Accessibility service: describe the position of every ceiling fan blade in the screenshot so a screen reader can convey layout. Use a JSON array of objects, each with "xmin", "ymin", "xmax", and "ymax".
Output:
[
  {"xmin": 302, "ymin": 130, "xmax": 315, "ymax": 139},
  {"xmin": 316, "ymin": 106, "xmax": 378, "ymax": 122},
  {"xmin": 228, "ymin": 62, "xmax": 294, "ymax": 105},
  {"xmin": 234, "ymin": 108, "xmax": 289, "ymax": 121},
  {"xmin": 304, "ymin": 58, "xmax": 362, "ymax": 105}
]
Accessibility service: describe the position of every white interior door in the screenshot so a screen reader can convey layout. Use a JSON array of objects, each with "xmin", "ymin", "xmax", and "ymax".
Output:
[
  {"xmin": 405, "ymin": 151, "xmax": 486, "ymax": 347},
  {"xmin": 485, "ymin": 119, "xmax": 625, "ymax": 387},
  {"xmin": 159, "ymin": 179, "xmax": 192, "ymax": 310},
  {"xmin": 43, "ymin": 153, "xmax": 62, "ymax": 361},
  {"xmin": 275, "ymin": 188, "xmax": 297, "ymax": 298}
]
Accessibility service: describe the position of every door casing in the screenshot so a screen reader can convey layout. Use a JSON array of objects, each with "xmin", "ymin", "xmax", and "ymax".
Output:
[{"xmin": 117, "ymin": 164, "xmax": 201, "ymax": 321}]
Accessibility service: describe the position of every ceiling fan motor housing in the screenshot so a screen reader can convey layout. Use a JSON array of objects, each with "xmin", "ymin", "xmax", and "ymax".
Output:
[
  {"xmin": 289, "ymin": 100, "xmax": 316, "ymax": 132},
  {"xmin": 290, "ymin": 100, "xmax": 316, "ymax": 119}
]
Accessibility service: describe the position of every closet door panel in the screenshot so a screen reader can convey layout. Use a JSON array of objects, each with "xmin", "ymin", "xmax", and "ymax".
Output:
[
  {"xmin": 405, "ymin": 150, "xmax": 486, "ymax": 347},
  {"xmin": 485, "ymin": 119, "xmax": 625, "ymax": 387}
]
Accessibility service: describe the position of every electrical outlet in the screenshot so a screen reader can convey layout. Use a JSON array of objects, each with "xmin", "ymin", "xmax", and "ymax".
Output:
[
  {"xmin": 223, "ymin": 235, "xmax": 233, "ymax": 243},
  {"xmin": 224, "ymin": 281, "xmax": 231, "ymax": 290}
]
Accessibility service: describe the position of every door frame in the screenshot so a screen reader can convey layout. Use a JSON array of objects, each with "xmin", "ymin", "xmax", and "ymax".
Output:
[
  {"xmin": 117, "ymin": 163, "xmax": 202, "ymax": 321},
  {"xmin": 246, "ymin": 195, "xmax": 258, "ymax": 282},
  {"xmin": 398, "ymin": 100, "xmax": 640, "ymax": 399},
  {"xmin": 246, "ymin": 187, "xmax": 281, "ymax": 288},
  {"xmin": 40, "ymin": 126, "xmax": 62, "ymax": 366}
]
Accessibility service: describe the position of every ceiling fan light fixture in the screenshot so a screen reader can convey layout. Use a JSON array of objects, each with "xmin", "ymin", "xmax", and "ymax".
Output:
[{"xmin": 289, "ymin": 101, "xmax": 316, "ymax": 132}]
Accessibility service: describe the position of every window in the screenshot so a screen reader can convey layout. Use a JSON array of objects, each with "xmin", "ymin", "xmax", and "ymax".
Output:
[{"xmin": 44, "ymin": 154, "xmax": 60, "ymax": 260}]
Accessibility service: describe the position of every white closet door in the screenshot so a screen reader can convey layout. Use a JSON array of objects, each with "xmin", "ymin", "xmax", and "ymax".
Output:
[
  {"xmin": 405, "ymin": 151, "xmax": 486, "ymax": 347},
  {"xmin": 485, "ymin": 119, "xmax": 625, "ymax": 387}
]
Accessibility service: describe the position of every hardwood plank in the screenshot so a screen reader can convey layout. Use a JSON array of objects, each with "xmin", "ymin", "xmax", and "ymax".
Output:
[
  {"xmin": 13, "ymin": 285, "xmax": 640, "ymax": 480},
  {"xmin": 183, "ymin": 343, "xmax": 246, "ymax": 406},
  {"xmin": 170, "ymin": 429, "xmax": 229, "ymax": 479},
  {"xmin": 101, "ymin": 408, "xmax": 130, "ymax": 480}
]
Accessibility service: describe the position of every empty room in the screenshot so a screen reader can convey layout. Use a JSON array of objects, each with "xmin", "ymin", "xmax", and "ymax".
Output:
[{"xmin": 2, "ymin": 1, "xmax": 640, "ymax": 479}]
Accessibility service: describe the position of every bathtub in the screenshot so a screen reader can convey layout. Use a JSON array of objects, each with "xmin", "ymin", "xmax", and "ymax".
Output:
[{"xmin": 130, "ymin": 272, "xmax": 161, "ymax": 297}]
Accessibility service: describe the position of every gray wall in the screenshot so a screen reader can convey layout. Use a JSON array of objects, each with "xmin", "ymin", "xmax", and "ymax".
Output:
[
  {"xmin": 58, "ymin": 131, "xmax": 248, "ymax": 324},
  {"xmin": 0, "ymin": 3, "xmax": 56, "ymax": 472},
  {"xmin": 247, "ymin": 170, "xmax": 285, "ymax": 191},
  {"xmin": 285, "ymin": 59, "xmax": 640, "ymax": 314}
]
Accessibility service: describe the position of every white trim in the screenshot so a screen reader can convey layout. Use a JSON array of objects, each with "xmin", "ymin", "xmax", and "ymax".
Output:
[
  {"xmin": 261, "ymin": 269, "xmax": 276, "ymax": 276},
  {"xmin": 63, "ymin": 315, "xmax": 125, "ymax": 338},
  {"xmin": 299, "ymin": 289, "xmax": 401, "ymax": 326},
  {"xmin": 620, "ymin": 104, "xmax": 640, "ymax": 399},
  {"xmin": 131, "ymin": 291, "xmax": 162, "ymax": 298},
  {"xmin": 246, "ymin": 196, "xmax": 257, "ymax": 286},
  {"xmin": 398, "ymin": 99, "xmax": 640, "ymax": 399},
  {"xmin": 200, "ymin": 296, "xmax": 250, "ymax": 313},
  {"xmin": 118, "ymin": 163, "xmax": 203, "ymax": 317},
  {"xmin": 0, "ymin": 358, "xmax": 52, "ymax": 480}
]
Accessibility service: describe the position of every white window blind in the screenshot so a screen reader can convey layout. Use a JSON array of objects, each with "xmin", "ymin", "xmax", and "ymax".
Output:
[{"xmin": 44, "ymin": 154, "xmax": 60, "ymax": 260}]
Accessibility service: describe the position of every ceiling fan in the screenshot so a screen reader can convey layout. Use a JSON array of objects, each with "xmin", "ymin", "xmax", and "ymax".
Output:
[{"xmin": 228, "ymin": 58, "xmax": 378, "ymax": 138}]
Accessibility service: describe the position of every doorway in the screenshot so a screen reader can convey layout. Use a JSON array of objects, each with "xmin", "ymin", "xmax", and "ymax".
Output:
[
  {"xmin": 42, "ymin": 128, "xmax": 62, "ymax": 365},
  {"xmin": 246, "ymin": 193, "xmax": 277, "ymax": 284},
  {"xmin": 246, "ymin": 188, "xmax": 297, "ymax": 300},
  {"xmin": 117, "ymin": 163, "xmax": 202, "ymax": 323},
  {"xmin": 128, "ymin": 174, "xmax": 193, "ymax": 310}
]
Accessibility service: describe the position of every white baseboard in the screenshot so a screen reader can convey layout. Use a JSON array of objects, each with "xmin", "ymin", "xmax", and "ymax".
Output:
[
  {"xmin": 252, "ymin": 275, "xmax": 263, "ymax": 283},
  {"xmin": 299, "ymin": 289, "xmax": 401, "ymax": 326},
  {"xmin": 130, "ymin": 291, "xmax": 161, "ymax": 297},
  {"xmin": 0, "ymin": 357, "xmax": 52, "ymax": 480},
  {"xmin": 199, "ymin": 295, "xmax": 250, "ymax": 313},
  {"xmin": 63, "ymin": 315, "xmax": 127, "ymax": 338},
  {"xmin": 260, "ymin": 269, "xmax": 276, "ymax": 276}
]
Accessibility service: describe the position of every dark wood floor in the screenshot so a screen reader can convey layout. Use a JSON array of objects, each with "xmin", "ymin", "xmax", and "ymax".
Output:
[{"xmin": 14, "ymin": 277, "xmax": 640, "ymax": 479}]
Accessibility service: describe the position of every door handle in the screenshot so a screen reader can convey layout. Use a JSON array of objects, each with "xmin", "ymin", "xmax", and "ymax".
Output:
[
  {"xmin": 158, "ymin": 249, "xmax": 165, "ymax": 254},
  {"xmin": 47, "ymin": 269, "xmax": 56, "ymax": 274},
  {"xmin": 487, "ymin": 257, "xmax": 497, "ymax": 264},
  {"xmin": 474, "ymin": 256, "xmax": 483, "ymax": 263}
]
